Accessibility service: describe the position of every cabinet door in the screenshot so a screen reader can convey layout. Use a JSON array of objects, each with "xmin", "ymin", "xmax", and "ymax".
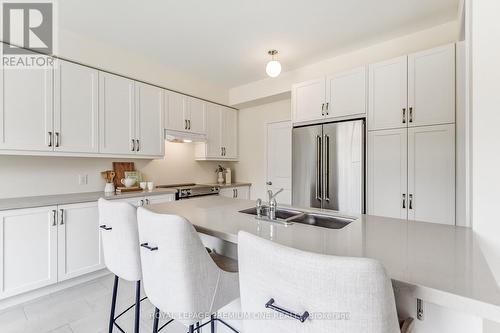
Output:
[
  {"xmin": 145, "ymin": 194, "xmax": 175, "ymax": 205},
  {"xmin": 99, "ymin": 72, "xmax": 135, "ymax": 154},
  {"xmin": 408, "ymin": 44, "xmax": 455, "ymax": 127},
  {"xmin": 205, "ymin": 103, "xmax": 223, "ymax": 158},
  {"xmin": 0, "ymin": 206, "xmax": 57, "ymax": 299},
  {"xmin": 135, "ymin": 83, "xmax": 164, "ymax": 156},
  {"xmin": 219, "ymin": 187, "xmax": 236, "ymax": 198},
  {"xmin": 57, "ymin": 202, "xmax": 104, "ymax": 281},
  {"xmin": 0, "ymin": 57, "xmax": 53, "ymax": 151},
  {"xmin": 221, "ymin": 107, "xmax": 238, "ymax": 159},
  {"xmin": 164, "ymin": 91, "xmax": 187, "ymax": 132},
  {"xmin": 234, "ymin": 186, "xmax": 250, "ymax": 200},
  {"xmin": 326, "ymin": 66, "xmax": 367, "ymax": 119},
  {"xmin": 292, "ymin": 78, "xmax": 325, "ymax": 123},
  {"xmin": 368, "ymin": 56, "xmax": 408, "ymax": 130},
  {"xmin": 367, "ymin": 129, "xmax": 408, "ymax": 219},
  {"xmin": 54, "ymin": 60, "xmax": 98, "ymax": 153},
  {"xmin": 408, "ymin": 124, "xmax": 455, "ymax": 225},
  {"xmin": 187, "ymin": 97, "xmax": 206, "ymax": 134}
]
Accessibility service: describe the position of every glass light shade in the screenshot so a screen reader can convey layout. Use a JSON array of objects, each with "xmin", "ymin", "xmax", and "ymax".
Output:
[{"xmin": 266, "ymin": 60, "xmax": 282, "ymax": 78}]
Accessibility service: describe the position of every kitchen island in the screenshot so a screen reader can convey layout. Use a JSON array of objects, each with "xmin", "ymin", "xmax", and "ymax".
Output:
[{"xmin": 147, "ymin": 196, "xmax": 500, "ymax": 327}]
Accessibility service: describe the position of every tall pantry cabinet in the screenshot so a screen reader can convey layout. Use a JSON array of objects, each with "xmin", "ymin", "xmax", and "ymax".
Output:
[{"xmin": 367, "ymin": 44, "xmax": 456, "ymax": 225}]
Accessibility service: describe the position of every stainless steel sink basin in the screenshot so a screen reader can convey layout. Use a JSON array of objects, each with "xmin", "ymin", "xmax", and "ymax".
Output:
[
  {"xmin": 287, "ymin": 213, "xmax": 353, "ymax": 229},
  {"xmin": 239, "ymin": 207, "xmax": 302, "ymax": 221},
  {"xmin": 239, "ymin": 206, "xmax": 354, "ymax": 229}
]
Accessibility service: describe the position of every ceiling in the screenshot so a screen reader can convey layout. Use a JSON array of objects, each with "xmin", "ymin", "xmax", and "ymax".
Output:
[{"xmin": 58, "ymin": 0, "xmax": 459, "ymax": 88}]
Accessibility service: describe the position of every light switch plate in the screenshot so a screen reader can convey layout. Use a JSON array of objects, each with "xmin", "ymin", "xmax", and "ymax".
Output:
[{"xmin": 78, "ymin": 174, "xmax": 88, "ymax": 185}]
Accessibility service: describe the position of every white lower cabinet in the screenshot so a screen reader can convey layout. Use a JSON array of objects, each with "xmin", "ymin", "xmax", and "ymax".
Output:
[
  {"xmin": 408, "ymin": 124, "xmax": 455, "ymax": 225},
  {"xmin": 0, "ymin": 207, "xmax": 58, "ymax": 299},
  {"xmin": 219, "ymin": 186, "xmax": 250, "ymax": 199},
  {"xmin": 367, "ymin": 124, "xmax": 455, "ymax": 225},
  {"xmin": 57, "ymin": 202, "xmax": 104, "ymax": 282},
  {"xmin": 368, "ymin": 129, "xmax": 408, "ymax": 219}
]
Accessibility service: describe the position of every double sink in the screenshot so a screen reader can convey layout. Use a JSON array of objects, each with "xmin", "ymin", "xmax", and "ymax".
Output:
[{"xmin": 239, "ymin": 206, "xmax": 354, "ymax": 230}]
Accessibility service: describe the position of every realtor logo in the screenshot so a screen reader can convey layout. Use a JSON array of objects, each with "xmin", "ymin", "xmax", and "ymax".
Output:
[
  {"xmin": 2, "ymin": 1, "xmax": 55, "ymax": 68},
  {"xmin": 3, "ymin": 2, "xmax": 53, "ymax": 54}
]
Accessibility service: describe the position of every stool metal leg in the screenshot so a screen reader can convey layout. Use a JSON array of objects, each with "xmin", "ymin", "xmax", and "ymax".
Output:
[
  {"xmin": 134, "ymin": 280, "xmax": 141, "ymax": 333},
  {"xmin": 153, "ymin": 307, "xmax": 160, "ymax": 333},
  {"xmin": 109, "ymin": 275, "xmax": 119, "ymax": 333},
  {"xmin": 210, "ymin": 315, "xmax": 215, "ymax": 333}
]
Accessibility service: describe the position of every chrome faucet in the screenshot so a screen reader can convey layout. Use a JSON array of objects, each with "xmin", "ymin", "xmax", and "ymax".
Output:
[{"xmin": 267, "ymin": 188, "xmax": 284, "ymax": 220}]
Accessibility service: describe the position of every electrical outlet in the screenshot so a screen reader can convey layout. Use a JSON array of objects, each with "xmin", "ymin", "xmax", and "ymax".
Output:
[{"xmin": 78, "ymin": 174, "xmax": 88, "ymax": 185}]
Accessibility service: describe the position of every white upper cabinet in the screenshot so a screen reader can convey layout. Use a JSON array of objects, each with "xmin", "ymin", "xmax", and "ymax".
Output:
[
  {"xmin": 195, "ymin": 104, "xmax": 238, "ymax": 160},
  {"xmin": 54, "ymin": 60, "xmax": 98, "ymax": 153},
  {"xmin": 57, "ymin": 202, "xmax": 104, "ymax": 281},
  {"xmin": 368, "ymin": 56, "xmax": 408, "ymax": 131},
  {"xmin": 367, "ymin": 129, "xmax": 408, "ymax": 219},
  {"xmin": 186, "ymin": 97, "xmax": 206, "ymax": 134},
  {"xmin": 135, "ymin": 83, "xmax": 164, "ymax": 156},
  {"xmin": 221, "ymin": 107, "xmax": 238, "ymax": 159},
  {"xmin": 164, "ymin": 90, "xmax": 187, "ymax": 132},
  {"xmin": 0, "ymin": 57, "xmax": 53, "ymax": 151},
  {"xmin": 204, "ymin": 103, "xmax": 223, "ymax": 158},
  {"xmin": 408, "ymin": 124, "xmax": 455, "ymax": 225},
  {"xmin": 408, "ymin": 44, "xmax": 455, "ymax": 127},
  {"xmin": 99, "ymin": 72, "xmax": 135, "ymax": 155},
  {"xmin": 292, "ymin": 78, "xmax": 326, "ymax": 123},
  {"xmin": 325, "ymin": 66, "xmax": 367, "ymax": 119},
  {"xmin": 0, "ymin": 206, "xmax": 58, "ymax": 299}
]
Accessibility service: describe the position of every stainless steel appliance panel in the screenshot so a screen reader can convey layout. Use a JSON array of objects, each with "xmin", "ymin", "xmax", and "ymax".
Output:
[
  {"xmin": 322, "ymin": 120, "xmax": 364, "ymax": 213},
  {"xmin": 292, "ymin": 125, "xmax": 323, "ymax": 209}
]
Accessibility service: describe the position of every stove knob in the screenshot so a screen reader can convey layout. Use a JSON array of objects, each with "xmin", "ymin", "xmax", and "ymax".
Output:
[{"xmin": 187, "ymin": 190, "xmax": 192, "ymax": 195}]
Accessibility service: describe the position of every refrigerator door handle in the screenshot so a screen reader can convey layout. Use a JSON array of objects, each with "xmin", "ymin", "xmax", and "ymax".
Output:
[
  {"xmin": 324, "ymin": 135, "xmax": 330, "ymax": 202},
  {"xmin": 316, "ymin": 135, "xmax": 322, "ymax": 201}
]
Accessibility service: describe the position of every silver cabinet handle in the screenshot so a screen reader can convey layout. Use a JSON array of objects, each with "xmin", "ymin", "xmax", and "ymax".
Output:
[
  {"xmin": 55, "ymin": 132, "xmax": 60, "ymax": 148},
  {"xmin": 48, "ymin": 132, "xmax": 53, "ymax": 147},
  {"xmin": 131, "ymin": 139, "xmax": 136, "ymax": 151},
  {"xmin": 145, "ymin": 198, "xmax": 150, "ymax": 205},
  {"xmin": 402, "ymin": 194, "xmax": 406, "ymax": 209},
  {"xmin": 325, "ymin": 102, "xmax": 329, "ymax": 115},
  {"xmin": 409, "ymin": 194, "xmax": 413, "ymax": 210},
  {"xmin": 184, "ymin": 119, "xmax": 187, "ymax": 130},
  {"xmin": 59, "ymin": 209, "xmax": 64, "ymax": 225},
  {"xmin": 188, "ymin": 120, "xmax": 191, "ymax": 130},
  {"xmin": 52, "ymin": 210, "xmax": 57, "ymax": 226},
  {"xmin": 409, "ymin": 107, "xmax": 413, "ymax": 123},
  {"xmin": 315, "ymin": 135, "xmax": 322, "ymax": 201},
  {"xmin": 136, "ymin": 139, "xmax": 140, "ymax": 152},
  {"xmin": 321, "ymin": 103, "xmax": 325, "ymax": 116},
  {"xmin": 140, "ymin": 199, "xmax": 144, "ymax": 206},
  {"xmin": 224, "ymin": 147, "xmax": 226, "ymax": 156},
  {"xmin": 235, "ymin": 189, "xmax": 238, "ymax": 198},
  {"xmin": 324, "ymin": 135, "xmax": 330, "ymax": 202},
  {"xmin": 402, "ymin": 108, "xmax": 406, "ymax": 124}
]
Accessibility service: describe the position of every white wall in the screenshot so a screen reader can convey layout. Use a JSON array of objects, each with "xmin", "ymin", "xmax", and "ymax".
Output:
[
  {"xmin": 470, "ymin": 0, "xmax": 500, "ymax": 292},
  {"xmin": 229, "ymin": 20, "xmax": 460, "ymax": 107},
  {"xmin": 0, "ymin": 143, "xmax": 233, "ymax": 199},
  {"xmin": 58, "ymin": 29, "xmax": 228, "ymax": 104},
  {"xmin": 234, "ymin": 99, "xmax": 291, "ymax": 200}
]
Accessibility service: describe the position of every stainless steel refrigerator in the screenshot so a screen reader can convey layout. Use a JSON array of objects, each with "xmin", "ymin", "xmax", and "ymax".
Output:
[{"xmin": 292, "ymin": 119, "xmax": 365, "ymax": 214}]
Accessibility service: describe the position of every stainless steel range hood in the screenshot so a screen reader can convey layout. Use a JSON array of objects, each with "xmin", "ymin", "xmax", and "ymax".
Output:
[{"xmin": 164, "ymin": 129, "xmax": 207, "ymax": 143}]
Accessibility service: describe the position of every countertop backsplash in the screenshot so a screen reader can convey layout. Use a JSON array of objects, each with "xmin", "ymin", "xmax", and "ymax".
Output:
[{"xmin": 0, "ymin": 142, "xmax": 236, "ymax": 199}]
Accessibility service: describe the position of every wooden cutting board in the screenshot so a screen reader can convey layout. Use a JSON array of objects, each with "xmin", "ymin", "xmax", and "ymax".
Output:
[{"xmin": 112, "ymin": 162, "xmax": 135, "ymax": 188}]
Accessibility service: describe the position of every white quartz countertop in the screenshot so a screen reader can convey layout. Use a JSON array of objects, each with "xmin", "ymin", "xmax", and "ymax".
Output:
[
  {"xmin": 201, "ymin": 182, "xmax": 252, "ymax": 188},
  {"xmin": 0, "ymin": 188, "xmax": 177, "ymax": 211},
  {"xmin": 146, "ymin": 196, "xmax": 500, "ymax": 322}
]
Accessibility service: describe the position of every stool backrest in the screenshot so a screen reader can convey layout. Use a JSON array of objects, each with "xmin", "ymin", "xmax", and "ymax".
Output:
[
  {"xmin": 137, "ymin": 208, "xmax": 225, "ymax": 326},
  {"xmin": 98, "ymin": 198, "xmax": 142, "ymax": 281},
  {"xmin": 238, "ymin": 231, "xmax": 400, "ymax": 333}
]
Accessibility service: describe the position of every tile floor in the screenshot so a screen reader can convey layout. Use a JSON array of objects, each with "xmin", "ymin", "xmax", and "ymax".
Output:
[{"xmin": 0, "ymin": 274, "xmax": 207, "ymax": 333}]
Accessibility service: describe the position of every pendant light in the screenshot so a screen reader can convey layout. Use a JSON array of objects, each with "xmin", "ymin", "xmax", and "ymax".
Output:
[{"xmin": 266, "ymin": 50, "xmax": 282, "ymax": 78}]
